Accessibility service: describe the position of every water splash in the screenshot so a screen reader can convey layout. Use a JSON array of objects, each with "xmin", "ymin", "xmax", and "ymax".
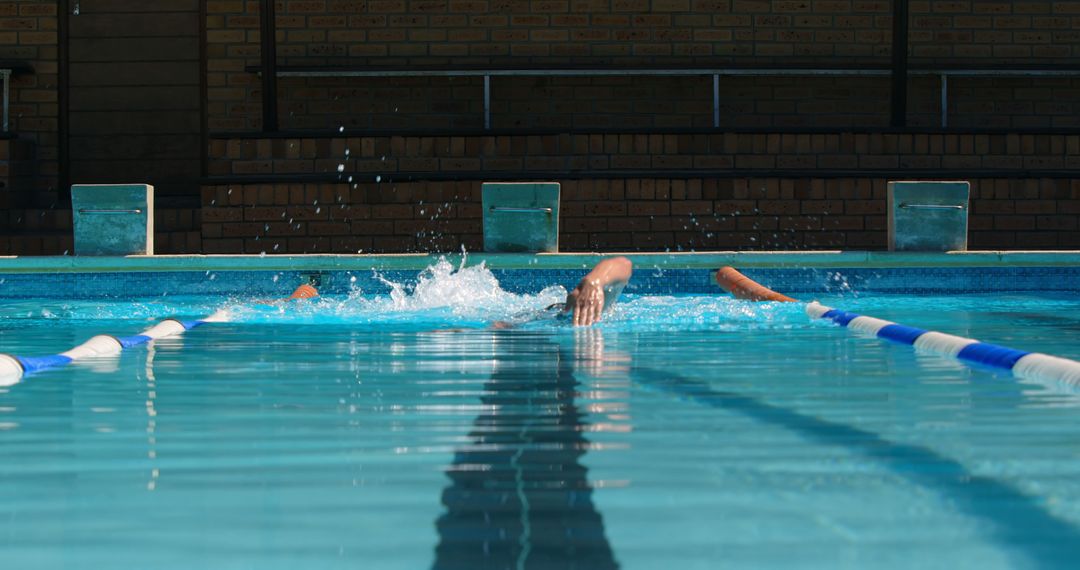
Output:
[
  {"xmin": 225, "ymin": 258, "xmax": 566, "ymax": 328},
  {"xmin": 376, "ymin": 257, "xmax": 564, "ymax": 314},
  {"xmin": 223, "ymin": 259, "xmax": 809, "ymax": 332}
]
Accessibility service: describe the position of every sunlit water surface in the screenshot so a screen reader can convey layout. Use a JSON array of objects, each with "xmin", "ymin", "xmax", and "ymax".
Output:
[{"xmin": 1, "ymin": 262, "xmax": 1079, "ymax": 569}]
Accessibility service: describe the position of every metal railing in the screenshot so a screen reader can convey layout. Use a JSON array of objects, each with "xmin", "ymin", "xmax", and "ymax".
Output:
[
  {"xmin": 251, "ymin": 0, "xmax": 1078, "ymax": 133},
  {"xmin": 254, "ymin": 0, "xmax": 921, "ymax": 131},
  {"xmin": 0, "ymin": 63, "xmax": 33, "ymax": 132},
  {"xmin": 248, "ymin": 64, "xmax": 1080, "ymax": 131}
]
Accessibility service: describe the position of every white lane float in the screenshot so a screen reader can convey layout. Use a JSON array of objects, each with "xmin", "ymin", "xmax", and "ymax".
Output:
[
  {"xmin": 715, "ymin": 266, "xmax": 1080, "ymax": 388},
  {"xmin": 0, "ymin": 284, "xmax": 318, "ymax": 386}
]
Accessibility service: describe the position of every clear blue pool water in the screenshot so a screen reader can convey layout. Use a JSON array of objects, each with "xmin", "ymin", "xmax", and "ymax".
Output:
[{"xmin": 1, "ymin": 263, "xmax": 1079, "ymax": 569}]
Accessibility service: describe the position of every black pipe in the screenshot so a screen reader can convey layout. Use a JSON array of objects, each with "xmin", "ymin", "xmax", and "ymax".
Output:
[
  {"xmin": 890, "ymin": 0, "xmax": 910, "ymax": 127},
  {"xmin": 58, "ymin": 0, "xmax": 70, "ymax": 204},
  {"xmin": 201, "ymin": 168, "xmax": 1080, "ymax": 186},
  {"xmin": 259, "ymin": 0, "xmax": 278, "ymax": 132}
]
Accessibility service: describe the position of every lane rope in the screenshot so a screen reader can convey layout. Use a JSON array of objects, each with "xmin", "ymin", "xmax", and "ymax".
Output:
[
  {"xmin": 0, "ymin": 284, "xmax": 319, "ymax": 386},
  {"xmin": 806, "ymin": 300, "xmax": 1080, "ymax": 387},
  {"xmin": 714, "ymin": 266, "xmax": 1080, "ymax": 388}
]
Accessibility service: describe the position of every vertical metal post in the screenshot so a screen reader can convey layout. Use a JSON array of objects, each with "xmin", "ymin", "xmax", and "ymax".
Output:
[
  {"xmin": 940, "ymin": 73, "xmax": 948, "ymax": 128},
  {"xmin": 1, "ymin": 70, "xmax": 10, "ymax": 132},
  {"xmin": 712, "ymin": 73, "xmax": 719, "ymax": 128},
  {"xmin": 890, "ymin": 0, "xmax": 909, "ymax": 127},
  {"xmin": 483, "ymin": 75, "xmax": 490, "ymax": 130},
  {"xmin": 259, "ymin": 0, "xmax": 278, "ymax": 132}
]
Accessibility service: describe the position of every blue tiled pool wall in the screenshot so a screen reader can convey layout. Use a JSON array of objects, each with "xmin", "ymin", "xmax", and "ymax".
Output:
[{"xmin": 0, "ymin": 266, "xmax": 1078, "ymax": 299}]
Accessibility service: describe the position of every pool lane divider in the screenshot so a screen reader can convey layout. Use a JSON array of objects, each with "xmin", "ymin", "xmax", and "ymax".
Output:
[
  {"xmin": 715, "ymin": 266, "xmax": 1080, "ymax": 388},
  {"xmin": 0, "ymin": 283, "xmax": 319, "ymax": 386}
]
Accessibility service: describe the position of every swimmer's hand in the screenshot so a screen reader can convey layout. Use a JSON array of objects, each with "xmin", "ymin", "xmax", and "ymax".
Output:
[
  {"xmin": 566, "ymin": 256, "xmax": 633, "ymax": 326},
  {"xmin": 568, "ymin": 278, "xmax": 605, "ymax": 326}
]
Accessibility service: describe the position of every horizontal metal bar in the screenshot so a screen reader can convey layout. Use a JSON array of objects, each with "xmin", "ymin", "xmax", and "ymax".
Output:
[
  {"xmin": 490, "ymin": 206, "xmax": 553, "ymax": 214},
  {"xmin": 212, "ymin": 125, "xmax": 1080, "ymax": 140},
  {"xmin": 276, "ymin": 68, "xmax": 897, "ymax": 78},
  {"xmin": 78, "ymin": 209, "xmax": 143, "ymax": 214},
  {"xmin": 205, "ymin": 168, "xmax": 1080, "ymax": 186},
  {"xmin": 264, "ymin": 67, "xmax": 1080, "ymax": 79},
  {"xmin": 934, "ymin": 70, "xmax": 1080, "ymax": 77},
  {"xmin": 898, "ymin": 203, "xmax": 965, "ymax": 210}
]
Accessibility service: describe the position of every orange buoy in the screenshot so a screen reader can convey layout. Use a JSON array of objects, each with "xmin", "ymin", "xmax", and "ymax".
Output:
[
  {"xmin": 287, "ymin": 284, "xmax": 319, "ymax": 300},
  {"xmin": 714, "ymin": 266, "xmax": 797, "ymax": 303}
]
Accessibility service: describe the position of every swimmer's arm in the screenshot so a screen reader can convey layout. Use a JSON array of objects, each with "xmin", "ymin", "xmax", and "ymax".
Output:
[
  {"xmin": 250, "ymin": 284, "xmax": 320, "ymax": 306},
  {"xmin": 568, "ymin": 256, "xmax": 633, "ymax": 326}
]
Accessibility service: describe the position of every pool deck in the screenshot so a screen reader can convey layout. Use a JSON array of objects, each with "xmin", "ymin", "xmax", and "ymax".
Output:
[{"xmin": 1, "ymin": 251, "xmax": 1080, "ymax": 273}]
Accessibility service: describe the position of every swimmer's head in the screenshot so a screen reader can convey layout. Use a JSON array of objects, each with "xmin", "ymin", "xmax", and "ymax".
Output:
[{"xmin": 546, "ymin": 301, "xmax": 572, "ymax": 320}]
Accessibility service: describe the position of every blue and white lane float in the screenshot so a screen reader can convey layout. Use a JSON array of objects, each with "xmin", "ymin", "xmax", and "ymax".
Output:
[
  {"xmin": 714, "ymin": 266, "xmax": 1080, "ymax": 387},
  {"xmin": 805, "ymin": 301, "xmax": 1080, "ymax": 387},
  {"xmin": 0, "ymin": 283, "xmax": 319, "ymax": 387}
]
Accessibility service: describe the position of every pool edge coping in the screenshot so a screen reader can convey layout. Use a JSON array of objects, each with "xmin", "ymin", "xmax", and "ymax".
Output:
[{"xmin": 0, "ymin": 250, "xmax": 1079, "ymax": 273}]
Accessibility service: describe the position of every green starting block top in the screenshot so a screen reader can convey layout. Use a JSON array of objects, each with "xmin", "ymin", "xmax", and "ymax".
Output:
[
  {"xmin": 482, "ymin": 182, "xmax": 560, "ymax": 253},
  {"xmin": 71, "ymin": 184, "xmax": 154, "ymax": 256}
]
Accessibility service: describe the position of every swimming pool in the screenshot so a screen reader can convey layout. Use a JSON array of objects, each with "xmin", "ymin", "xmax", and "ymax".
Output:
[{"xmin": 1, "ymin": 257, "xmax": 1079, "ymax": 568}]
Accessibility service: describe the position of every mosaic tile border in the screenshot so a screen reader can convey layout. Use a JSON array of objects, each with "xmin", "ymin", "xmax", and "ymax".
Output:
[{"xmin": 0, "ymin": 266, "xmax": 1078, "ymax": 299}]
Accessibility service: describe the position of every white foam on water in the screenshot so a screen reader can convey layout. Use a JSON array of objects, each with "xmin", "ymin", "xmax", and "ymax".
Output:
[
  {"xmin": 593, "ymin": 295, "xmax": 807, "ymax": 332},
  {"xmin": 227, "ymin": 257, "xmax": 569, "ymax": 327}
]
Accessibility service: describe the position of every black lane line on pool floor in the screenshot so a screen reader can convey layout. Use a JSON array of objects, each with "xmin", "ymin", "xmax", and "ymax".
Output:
[
  {"xmin": 630, "ymin": 366, "xmax": 1080, "ymax": 568},
  {"xmin": 433, "ymin": 334, "xmax": 620, "ymax": 570}
]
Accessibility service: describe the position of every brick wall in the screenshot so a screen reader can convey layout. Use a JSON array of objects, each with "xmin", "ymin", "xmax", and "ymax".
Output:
[
  {"xmin": 200, "ymin": 176, "xmax": 1080, "ymax": 254},
  {"xmin": 0, "ymin": 205, "xmax": 200, "ymax": 256},
  {"xmin": 67, "ymin": 1, "xmax": 204, "ymax": 199},
  {"xmin": 0, "ymin": 2, "xmax": 205, "ymax": 256},
  {"xmin": 206, "ymin": 1, "xmax": 1080, "ymax": 131},
  {"xmin": 205, "ymin": 130, "xmax": 1080, "ymax": 252},
  {"xmin": 0, "ymin": 1, "xmax": 63, "ymax": 255},
  {"xmin": 201, "ymin": 1, "xmax": 1080, "ymax": 255},
  {"xmin": 0, "ymin": 0, "xmax": 59, "ymax": 201},
  {"xmin": 153, "ymin": 207, "xmax": 203, "ymax": 254},
  {"xmin": 242, "ymin": 1, "xmax": 1080, "ymax": 68},
  {"xmin": 0, "ymin": 137, "xmax": 34, "ymax": 208},
  {"xmin": 207, "ymin": 0, "xmax": 259, "ymax": 130},
  {"xmin": 909, "ymin": 1, "xmax": 1080, "ymax": 63},
  {"xmin": 209, "ymin": 131, "xmax": 1080, "ymax": 177}
]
